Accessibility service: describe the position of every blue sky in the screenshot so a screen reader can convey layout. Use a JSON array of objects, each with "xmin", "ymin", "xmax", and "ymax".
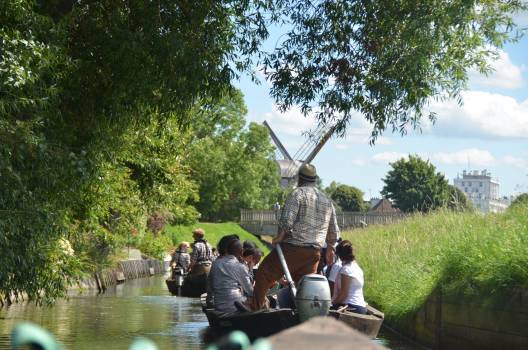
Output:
[{"xmin": 235, "ymin": 12, "xmax": 528, "ymax": 198}]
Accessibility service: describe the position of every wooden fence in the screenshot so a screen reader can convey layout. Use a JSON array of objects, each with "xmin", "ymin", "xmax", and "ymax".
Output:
[{"xmin": 240, "ymin": 209, "xmax": 408, "ymax": 236}]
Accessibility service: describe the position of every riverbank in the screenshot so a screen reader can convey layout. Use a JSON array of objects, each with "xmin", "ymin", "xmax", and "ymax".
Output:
[
  {"xmin": 166, "ymin": 222, "xmax": 270, "ymax": 254},
  {"xmin": 76, "ymin": 259, "xmax": 165, "ymax": 292},
  {"xmin": 342, "ymin": 203, "xmax": 528, "ymax": 348}
]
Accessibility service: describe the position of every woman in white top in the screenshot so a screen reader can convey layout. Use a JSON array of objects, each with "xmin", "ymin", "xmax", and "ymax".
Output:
[{"xmin": 331, "ymin": 240, "xmax": 367, "ymax": 314}]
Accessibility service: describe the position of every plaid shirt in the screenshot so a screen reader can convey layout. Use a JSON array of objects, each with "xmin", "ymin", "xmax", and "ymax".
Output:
[
  {"xmin": 190, "ymin": 240, "xmax": 213, "ymax": 265},
  {"xmin": 279, "ymin": 183, "xmax": 340, "ymax": 248}
]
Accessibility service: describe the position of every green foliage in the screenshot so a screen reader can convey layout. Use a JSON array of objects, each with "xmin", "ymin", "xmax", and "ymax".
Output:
[
  {"xmin": 186, "ymin": 91, "xmax": 281, "ymax": 221},
  {"xmin": 325, "ymin": 181, "xmax": 367, "ymax": 212},
  {"xmin": 165, "ymin": 222, "xmax": 270, "ymax": 255},
  {"xmin": 381, "ymin": 155, "xmax": 450, "ymax": 213},
  {"xmin": 1, "ymin": 0, "xmax": 525, "ymax": 304},
  {"xmin": 447, "ymin": 185, "xmax": 473, "ymax": 212},
  {"xmin": 342, "ymin": 204, "xmax": 528, "ymax": 323},
  {"xmin": 264, "ymin": 0, "xmax": 527, "ymax": 141},
  {"xmin": 136, "ymin": 232, "xmax": 173, "ymax": 261},
  {"xmin": 510, "ymin": 193, "xmax": 528, "ymax": 208}
]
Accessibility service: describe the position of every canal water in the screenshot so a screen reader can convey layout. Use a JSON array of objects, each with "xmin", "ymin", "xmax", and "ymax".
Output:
[{"xmin": 0, "ymin": 275, "xmax": 424, "ymax": 350}]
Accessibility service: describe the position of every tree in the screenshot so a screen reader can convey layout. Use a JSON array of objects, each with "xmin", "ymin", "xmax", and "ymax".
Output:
[
  {"xmin": 447, "ymin": 185, "xmax": 473, "ymax": 212},
  {"xmin": 510, "ymin": 193, "xmax": 528, "ymax": 208},
  {"xmin": 186, "ymin": 91, "xmax": 281, "ymax": 221},
  {"xmin": 264, "ymin": 0, "xmax": 527, "ymax": 141},
  {"xmin": 0, "ymin": 0, "xmax": 272, "ymax": 302},
  {"xmin": 326, "ymin": 182, "xmax": 367, "ymax": 212},
  {"xmin": 381, "ymin": 155, "xmax": 450, "ymax": 213}
]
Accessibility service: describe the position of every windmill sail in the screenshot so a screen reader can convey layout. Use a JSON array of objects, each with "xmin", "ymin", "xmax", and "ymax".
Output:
[
  {"xmin": 263, "ymin": 120, "xmax": 336, "ymax": 188},
  {"xmin": 263, "ymin": 121, "xmax": 293, "ymax": 161}
]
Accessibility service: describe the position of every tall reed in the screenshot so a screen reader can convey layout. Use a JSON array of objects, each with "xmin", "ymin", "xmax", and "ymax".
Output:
[{"xmin": 342, "ymin": 203, "xmax": 528, "ymax": 322}]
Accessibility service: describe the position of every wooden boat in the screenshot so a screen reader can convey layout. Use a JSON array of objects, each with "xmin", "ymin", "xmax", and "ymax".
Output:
[
  {"xmin": 328, "ymin": 305, "xmax": 384, "ymax": 339},
  {"xmin": 203, "ymin": 307, "xmax": 299, "ymax": 340},
  {"xmin": 200, "ymin": 287, "xmax": 383, "ymax": 340},
  {"xmin": 166, "ymin": 272, "xmax": 207, "ymax": 297},
  {"xmin": 201, "ymin": 293, "xmax": 299, "ymax": 340}
]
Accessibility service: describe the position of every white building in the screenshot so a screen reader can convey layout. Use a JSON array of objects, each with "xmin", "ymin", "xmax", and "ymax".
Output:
[{"xmin": 453, "ymin": 170, "xmax": 510, "ymax": 214}]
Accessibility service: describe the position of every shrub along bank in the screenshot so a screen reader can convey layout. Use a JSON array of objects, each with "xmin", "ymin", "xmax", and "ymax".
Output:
[{"xmin": 341, "ymin": 203, "xmax": 528, "ymax": 324}]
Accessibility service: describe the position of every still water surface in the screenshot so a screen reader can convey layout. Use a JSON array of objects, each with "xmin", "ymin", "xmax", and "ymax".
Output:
[{"xmin": 0, "ymin": 275, "xmax": 423, "ymax": 350}]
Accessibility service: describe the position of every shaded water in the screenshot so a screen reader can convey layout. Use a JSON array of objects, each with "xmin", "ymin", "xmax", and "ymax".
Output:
[{"xmin": 0, "ymin": 275, "xmax": 423, "ymax": 350}]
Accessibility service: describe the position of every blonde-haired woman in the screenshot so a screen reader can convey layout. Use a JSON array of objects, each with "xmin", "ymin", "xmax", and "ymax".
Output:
[{"xmin": 171, "ymin": 241, "xmax": 191, "ymax": 275}]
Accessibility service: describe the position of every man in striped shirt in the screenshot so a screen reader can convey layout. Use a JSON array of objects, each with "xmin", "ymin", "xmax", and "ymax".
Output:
[{"xmin": 250, "ymin": 163, "xmax": 340, "ymax": 310}]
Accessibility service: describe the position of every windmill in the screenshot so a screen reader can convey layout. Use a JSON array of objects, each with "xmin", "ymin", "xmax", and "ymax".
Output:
[{"xmin": 263, "ymin": 120, "xmax": 337, "ymax": 188}]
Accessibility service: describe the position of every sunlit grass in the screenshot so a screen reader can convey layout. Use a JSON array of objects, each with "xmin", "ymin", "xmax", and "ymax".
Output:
[
  {"xmin": 342, "ymin": 203, "xmax": 528, "ymax": 323},
  {"xmin": 165, "ymin": 222, "xmax": 270, "ymax": 254}
]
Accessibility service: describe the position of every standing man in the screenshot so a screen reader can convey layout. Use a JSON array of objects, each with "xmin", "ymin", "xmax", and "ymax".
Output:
[
  {"xmin": 250, "ymin": 163, "xmax": 340, "ymax": 310},
  {"xmin": 188, "ymin": 228, "xmax": 213, "ymax": 278}
]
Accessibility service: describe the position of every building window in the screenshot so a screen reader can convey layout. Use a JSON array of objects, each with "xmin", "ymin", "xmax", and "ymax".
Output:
[
  {"xmin": 468, "ymin": 182, "xmax": 472, "ymax": 187},
  {"xmin": 479, "ymin": 182, "xmax": 483, "ymax": 187},
  {"xmin": 462, "ymin": 182, "xmax": 465, "ymax": 186}
]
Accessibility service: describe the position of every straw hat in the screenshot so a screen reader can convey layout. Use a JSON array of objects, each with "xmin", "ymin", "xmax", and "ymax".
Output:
[{"xmin": 298, "ymin": 163, "xmax": 317, "ymax": 182}]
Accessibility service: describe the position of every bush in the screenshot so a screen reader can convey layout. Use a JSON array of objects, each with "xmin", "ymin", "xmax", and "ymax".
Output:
[
  {"xmin": 510, "ymin": 193, "xmax": 528, "ymax": 209},
  {"xmin": 136, "ymin": 232, "xmax": 173, "ymax": 260}
]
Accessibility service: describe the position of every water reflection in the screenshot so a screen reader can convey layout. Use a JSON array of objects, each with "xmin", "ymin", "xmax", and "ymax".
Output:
[
  {"xmin": 0, "ymin": 275, "xmax": 420, "ymax": 350},
  {"xmin": 0, "ymin": 276, "xmax": 208, "ymax": 350}
]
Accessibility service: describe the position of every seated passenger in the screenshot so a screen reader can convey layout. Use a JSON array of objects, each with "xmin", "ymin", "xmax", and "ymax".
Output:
[
  {"xmin": 331, "ymin": 240, "xmax": 367, "ymax": 314},
  {"xmin": 206, "ymin": 234, "xmax": 239, "ymax": 308},
  {"xmin": 327, "ymin": 240, "xmax": 345, "ymax": 296},
  {"xmin": 171, "ymin": 242, "xmax": 191, "ymax": 277},
  {"xmin": 209, "ymin": 239, "xmax": 253, "ymax": 313},
  {"xmin": 242, "ymin": 241, "xmax": 263, "ymax": 282}
]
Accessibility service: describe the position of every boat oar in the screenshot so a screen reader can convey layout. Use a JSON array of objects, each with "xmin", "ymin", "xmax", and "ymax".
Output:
[{"xmin": 276, "ymin": 244, "xmax": 297, "ymax": 298}]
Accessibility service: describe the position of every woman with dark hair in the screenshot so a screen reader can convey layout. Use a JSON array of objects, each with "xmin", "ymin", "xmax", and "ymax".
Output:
[
  {"xmin": 327, "ymin": 240, "xmax": 345, "ymax": 296},
  {"xmin": 331, "ymin": 240, "xmax": 367, "ymax": 314},
  {"xmin": 217, "ymin": 234, "xmax": 240, "ymax": 256},
  {"xmin": 242, "ymin": 242, "xmax": 263, "ymax": 282},
  {"xmin": 206, "ymin": 234, "xmax": 240, "ymax": 308}
]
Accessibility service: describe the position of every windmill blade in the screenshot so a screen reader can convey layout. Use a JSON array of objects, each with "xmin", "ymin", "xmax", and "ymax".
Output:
[
  {"xmin": 303, "ymin": 124, "xmax": 337, "ymax": 164},
  {"xmin": 263, "ymin": 121, "xmax": 293, "ymax": 161},
  {"xmin": 285, "ymin": 124, "xmax": 327, "ymax": 179}
]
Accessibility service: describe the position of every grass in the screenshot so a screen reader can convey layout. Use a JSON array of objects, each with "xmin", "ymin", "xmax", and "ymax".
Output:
[
  {"xmin": 341, "ymin": 203, "xmax": 528, "ymax": 324},
  {"xmin": 165, "ymin": 222, "xmax": 270, "ymax": 254}
]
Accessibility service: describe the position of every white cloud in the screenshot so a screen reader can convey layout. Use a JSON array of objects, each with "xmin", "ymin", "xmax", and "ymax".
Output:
[
  {"xmin": 261, "ymin": 105, "xmax": 318, "ymax": 136},
  {"xmin": 502, "ymin": 155, "xmax": 528, "ymax": 170},
  {"xmin": 469, "ymin": 50, "xmax": 525, "ymax": 89},
  {"xmin": 348, "ymin": 149, "xmax": 527, "ymax": 180},
  {"xmin": 351, "ymin": 158, "xmax": 369, "ymax": 166},
  {"xmin": 426, "ymin": 91, "xmax": 528, "ymax": 139},
  {"xmin": 429, "ymin": 148, "xmax": 496, "ymax": 166},
  {"xmin": 376, "ymin": 137, "xmax": 394, "ymax": 146},
  {"xmin": 372, "ymin": 152, "xmax": 408, "ymax": 164}
]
